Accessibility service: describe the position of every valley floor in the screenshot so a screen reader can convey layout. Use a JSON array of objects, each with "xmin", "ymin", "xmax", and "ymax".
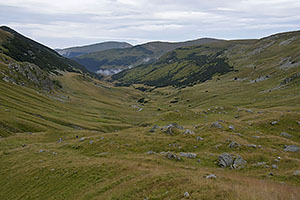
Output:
[{"xmin": 1, "ymin": 72, "xmax": 300, "ymax": 200}]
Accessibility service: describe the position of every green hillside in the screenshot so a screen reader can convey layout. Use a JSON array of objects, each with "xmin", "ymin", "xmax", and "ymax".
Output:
[
  {"xmin": 113, "ymin": 31, "xmax": 300, "ymax": 88},
  {"xmin": 0, "ymin": 28, "xmax": 300, "ymax": 199},
  {"xmin": 74, "ymin": 38, "xmax": 222, "ymax": 73}
]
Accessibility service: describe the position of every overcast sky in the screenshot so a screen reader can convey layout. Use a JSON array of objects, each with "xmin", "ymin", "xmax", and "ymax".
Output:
[{"xmin": 1, "ymin": 0, "xmax": 300, "ymax": 48}]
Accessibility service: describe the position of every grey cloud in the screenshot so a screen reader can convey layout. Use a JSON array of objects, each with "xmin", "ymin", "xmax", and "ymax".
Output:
[{"xmin": 0, "ymin": 0, "xmax": 299, "ymax": 48}]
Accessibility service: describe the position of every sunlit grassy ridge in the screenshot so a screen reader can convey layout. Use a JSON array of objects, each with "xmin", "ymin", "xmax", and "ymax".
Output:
[{"xmin": 0, "ymin": 29, "xmax": 300, "ymax": 199}]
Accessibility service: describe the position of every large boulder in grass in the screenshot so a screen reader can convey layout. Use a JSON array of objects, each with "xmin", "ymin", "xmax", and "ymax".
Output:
[
  {"xmin": 284, "ymin": 145, "xmax": 300, "ymax": 152},
  {"xmin": 218, "ymin": 153, "xmax": 246, "ymax": 168},
  {"xmin": 218, "ymin": 153, "xmax": 233, "ymax": 168}
]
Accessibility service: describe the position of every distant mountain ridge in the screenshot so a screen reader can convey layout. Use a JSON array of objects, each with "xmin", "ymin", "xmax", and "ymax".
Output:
[
  {"xmin": 73, "ymin": 38, "xmax": 222, "ymax": 74},
  {"xmin": 56, "ymin": 41, "xmax": 132, "ymax": 58}
]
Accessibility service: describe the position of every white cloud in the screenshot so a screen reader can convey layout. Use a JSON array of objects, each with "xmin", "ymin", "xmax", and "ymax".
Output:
[{"xmin": 0, "ymin": 0, "xmax": 299, "ymax": 48}]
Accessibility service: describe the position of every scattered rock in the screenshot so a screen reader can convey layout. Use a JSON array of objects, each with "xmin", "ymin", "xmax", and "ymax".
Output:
[
  {"xmin": 280, "ymin": 132, "xmax": 292, "ymax": 138},
  {"xmin": 211, "ymin": 122, "xmax": 223, "ymax": 129},
  {"xmin": 269, "ymin": 172, "xmax": 274, "ymax": 176},
  {"xmin": 149, "ymin": 125, "xmax": 159, "ymax": 132},
  {"xmin": 183, "ymin": 129, "xmax": 195, "ymax": 135},
  {"xmin": 197, "ymin": 159, "xmax": 201, "ymax": 163},
  {"xmin": 184, "ymin": 192, "xmax": 190, "ymax": 198},
  {"xmin": 294, "ymin": 170, "xmax": 300, "ymax": 175},
  {"xmin": 271, "ymin": 121, "xmax": 278, "ymax": 125},
  {"xmin": 297, "ymin": 121, "xmax": 300, "ymax": 125},
  {"xmin": 284, "ymin": 145, "xmax": 300, "ymax": 152},
  {"xmin": 52, "ymin": 152, "xmax": 57, "ymax": 155},
  {"xmin": 57, "ymin": 138, "xmax": 63, "ymax": 143},
  {"xmin": 89, "ymin": 140, "xmax": 94, "ymax": 144},
  {"xmin": 247, "ymin": 144, "xmax": 257, "ymax": 148},
  {"xmin": 180, "ymin": 152, "xmax": 197, "ymax": 159},
  {"xmin": 22, "ymin": 144, "xmax": 26, "ymax": 147},
  {"xmin": 229, "ymin": 141, "xmax": 240, "ymax": 148},
  {"xmin": 79, "ymin": 137, "xmax": 86, "ymax": 142},
  {"xmin": 272, "ymin": 164, "xmax": 278, "ymax": 169},
  {"xmin": 165, "ymin": 127, "xmax": 174, "ymax": 135},
  {"xmin": 164, "ymin": 123, "xmax": 184, "ymax": 130},
  {"xmin": 166, "ymin": 152, "xmax": 181, "ymax": 161},
  {"xmin": 232, "ymin": 156, "xmax": 247, "ymax": 169},
  {"xmin": 147, "ymin": 150, "xmax": 156, "ymax": 155},
  {"xmin": 39, "ymin": 150, "xmax": 44, "ymax": 153},
  {"xmin": 196, "ymin": 136, "xmax": 204, "ymax": 141},
  {"xmin": 246, "ymin": 109, "xmax": 253, "ymax": 113},
  {"xmin": 218, "ymin": 153, "xmax": 233, "ymax": 168},
  {"xmin": 206, "ymin": 174, "xmax": 217, "ymax": 179},
  {"xmin": 252, "ymin": 136, "xmax": 260, "ymax": 139},
  {"xmin": 228, "ymin": 125, "xmax": 235, "ymax": 131},
  {"xmin": 255, "ymin": 162, "xmax": 267, "ymax": 166}
]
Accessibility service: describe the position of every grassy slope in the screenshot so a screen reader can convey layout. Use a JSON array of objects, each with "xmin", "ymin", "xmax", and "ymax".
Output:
[{"xmin": 0, "ymin": 31, "xmax": 300, "ymax": 199}]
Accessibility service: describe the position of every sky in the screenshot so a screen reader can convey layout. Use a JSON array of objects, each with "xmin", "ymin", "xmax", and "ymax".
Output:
[{"xmin": 1, "ymin": 0, "xmax": 300, "ymax": 49}]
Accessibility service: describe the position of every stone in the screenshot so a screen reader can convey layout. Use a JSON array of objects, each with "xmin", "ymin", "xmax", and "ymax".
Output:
[
  {"xmin": 228, "ymin": 125, "xmax": 235, "ymax": 131},
  {"xmin": 180, "ymin": 152, "xmax": 197, "ymax": 159},
  {"xmin": 232, "ymin": 156, "xmax": 247, "ymax": 169},
  {"xmin": 183, "ymin": 129, "xmax": 195, "ymax": 135},
  {"xmin": 184, "ymin": 192, "xmax": 190, "ymax": 198},
  {"xmin": 52, "ymin": 152, "xmax": 57, "ymax": 155},
  {"xmin": 255, "ymin": 162, "xmax": 267, "ymax": 166},
  {"xmin": 57, "ymin": 138, "xmax": 63, "ymax": 143},
  {"xmin": 79, "ymin": 137, "xmax": 85, "ymax": 142},
  {"xmin": 165, "ymin": 123, "xmax": 184, "ymax": 130},
  {"xmin": 39, "ymin": 150, "xmax": 44, "ymax": 153},
  {"xmin": 166, "ymin": 152, "xmax": 181, "ymax": 161},
  {"xmin": 165, "ymin": 127, "xmax": 174, "ymax": 135},
  {"xmin": 294, "ymin": 170, "xmax": 300, "ymax": 175},
  {"xmin": 89, "ymin": 140, "xmax": 94, "ymax": 144},
  {"xmin": 206, "ymin": 174, "xmax": 217, "ymax": 179},
  {"xmin": 229, "ymin": 141, "xmax": 240, "ymax": 148},
  {"xmin": 272, "ymin": 164, "xmax": 278, "ymax": 169},
  {"xmin": 252, "ymin": 136, "xmax": 260, "ymax": 139},
  {"xmin": 147, "ymin": 150, "xmax": 156, "ymax": 155},
  {"xmin": 197, "ymin": 159, "xmax": 201, "ymax": 163},
  {"xmin": 149, "ymin": 125, "xmax": 159, "ymax": 132},
  {"xmin": 218, "ymin": 153, "xmax": 233, "ymax": 168},
  {"xmin": 297, "ymin": 121, "xmax": 300, "ymax": 125},
  {"xmin": 280, "ymin": 132, "xmax": 292, "ymax": 138},
  {"xmin": 247, "ymin": 144, "xmax": 257, "ymax": 148},
  {"xmin": 196, "ymin": 136, "xmax": 204, "ymax": 141},
  {"xmin": 246, "ymin": 109, "xmax": 253, "ymax": 113},
  {"xmin": 284, "ymin": 145, "xmax": 300, "ymax": 152},
  {"xmin": 211, "ymin": 122, "xmax": 223, "ymax": 129},
  {"xmin": 271, "ymin": 121, "xmax": 278, "ymax": 125},
  {"xmin": 22, "ymin": 144, "xmax": 26, "ymax": 147}
]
